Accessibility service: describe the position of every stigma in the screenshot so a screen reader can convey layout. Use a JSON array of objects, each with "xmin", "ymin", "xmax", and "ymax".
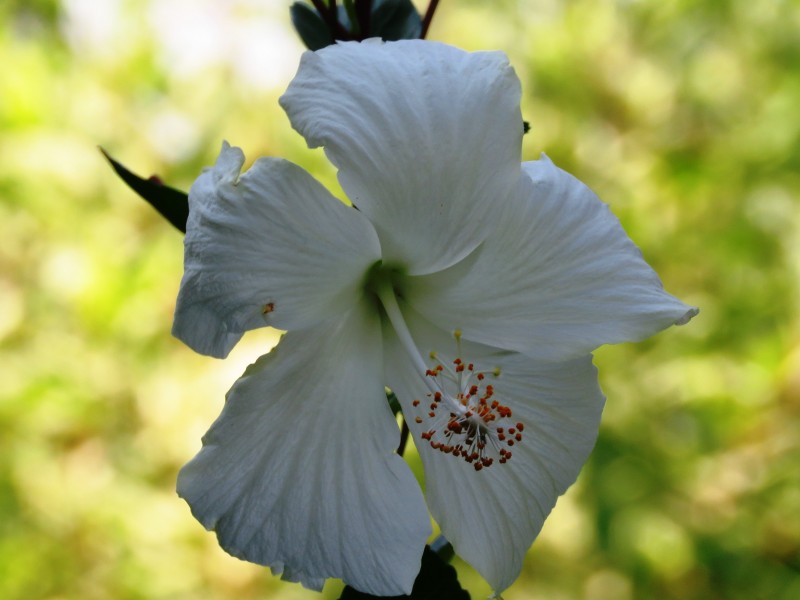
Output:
[{"xmin": 411, "ymin": 332, "xmax": 523, "ymax": 472}]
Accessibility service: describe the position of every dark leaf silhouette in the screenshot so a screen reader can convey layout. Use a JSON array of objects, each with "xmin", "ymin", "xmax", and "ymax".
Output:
[
  {"xmin": 338, "ymin": 546, "xmax": 470, "ymax": 600},
  {"xmin": 101, "ymin": 148, "xmax": 189, "ymax": 233}
]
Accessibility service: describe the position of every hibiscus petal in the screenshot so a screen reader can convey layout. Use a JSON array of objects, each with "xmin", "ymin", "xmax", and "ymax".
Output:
[
  {"xmin": 177, "ymin": 303, "xmax": 430, "ymax": 595},
  {"xmin": 173, "ymin": 142, "xmax": 381, "ymax": 358},
  {"xmin": 406, "ymin": 155, "xmax": 698, "ymax": 360},
  {"xmin": 280, "ymin": 40, "xmax": 522, "ymax": 275},
  {"xmin": 423, "ymin": 355, "xmax": 604, "ymax": 594},
  {"xmin": 383, "ymin": 313, "xmax": 604, "ymax": 593}
]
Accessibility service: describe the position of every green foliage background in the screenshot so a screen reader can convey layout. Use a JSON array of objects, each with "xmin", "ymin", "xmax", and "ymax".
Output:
[{"xmin": 1, "ymin": 1, "xmax": 798, "ymax": 598}]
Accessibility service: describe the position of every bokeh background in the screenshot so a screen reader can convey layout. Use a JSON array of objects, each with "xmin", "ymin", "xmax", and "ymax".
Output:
[{"xmin": 2, "ymin": 0, "xmax": 799, "ymax": 598}]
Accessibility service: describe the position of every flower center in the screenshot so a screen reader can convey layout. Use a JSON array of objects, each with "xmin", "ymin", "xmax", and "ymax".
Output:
[
  {"xmin": 374, "ymin": 281, "xmax": 523, "ymax": 472},
  {"xmin": 410, "ymin": 334, "xmax": 522, "ymax": 471}
]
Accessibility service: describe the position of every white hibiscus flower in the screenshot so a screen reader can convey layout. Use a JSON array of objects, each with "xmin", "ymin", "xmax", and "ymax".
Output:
[{"xmin": 172, "ymin": 39, "xmax": 696, "ymax": 597}]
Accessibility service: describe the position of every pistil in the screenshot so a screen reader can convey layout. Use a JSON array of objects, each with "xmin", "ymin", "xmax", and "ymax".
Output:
[{"xmin": 376, "ymin": 283, "xmax": 441, "ymax": 397}]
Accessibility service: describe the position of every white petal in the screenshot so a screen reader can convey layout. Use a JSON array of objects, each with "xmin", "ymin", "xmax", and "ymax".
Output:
[
  {"xmin": 280, "ymin": 40, "xmax": 522, "ymax": 275},
  {"xmin": 173, "ymin": 142, "xmax": 381, "ymax": 358},
  {"xmin": 383, "ymin": 312, "xmax": 604, "ymax": 593},
  {"xmin": 425, "ymin": 355, "xmax": 604, "ymax": 593},
  {"xmin": 178, "ymin": 303, "xmax": 430, "ymax": 595},
  {"xmin": 406, "ymin": 155, "xmax": 698, "ymax": 360}
]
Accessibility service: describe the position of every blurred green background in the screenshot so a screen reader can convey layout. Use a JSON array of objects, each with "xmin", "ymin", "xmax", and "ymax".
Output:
[{"xmin": 1, "ymin": 0, "xmax": 798, "ymax": 598}]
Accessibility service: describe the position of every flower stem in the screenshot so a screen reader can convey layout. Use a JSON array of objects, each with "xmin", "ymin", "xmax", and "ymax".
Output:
[
  {"xmin": 355, "ymin": 0, "xmax": 372, "ymax": 38},
  {"xmin": 397, "ymin": 420, "xmax": 410, "ymax": 455},
  {"xmin": 420, "ymin": 0, "xmax": 441, "ymax": 39}
]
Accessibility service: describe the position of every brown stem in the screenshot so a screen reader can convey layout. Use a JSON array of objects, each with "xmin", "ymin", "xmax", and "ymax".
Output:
[
  {"xmin": 355, "ymin": 0, "xmax": 372, "ymax": 39},
  {"xmin": 397, "ymin": 419, "xmax": 410, "ymax": 456},
  {"xmin": 420, "ymin": 0, "xmax": 441, "ymax": 39}
]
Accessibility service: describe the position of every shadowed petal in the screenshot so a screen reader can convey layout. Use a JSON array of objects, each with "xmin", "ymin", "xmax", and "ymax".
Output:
[
  {"xmin": 407, "ymin": 156, "xmax": 697, "ymax": 360},
  {"xmin": 178, "ymin": 302, "xmax": 430, "ymax": 595},
  {"xmin": 280, "ymin": 40, "xmax": 522, "ymax": 275},
  {"xmin": 173, "ymin": 142, "xmax": 381, "ymax": 358}
]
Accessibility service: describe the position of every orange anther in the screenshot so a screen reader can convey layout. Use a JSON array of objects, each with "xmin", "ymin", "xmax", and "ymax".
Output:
[
  {"xmin": 262, "ymin": 302, "xmax": 275, "ymax": 314},
  {"xmin": 412, "ymin": 400, "xmax": 420, "ymax": 407},
  {"xmin": 516, "ymin": 422, "xmax": 524, "ymax": 431},
  {"xmin": 415, "ymin": 417, "xmax": 423, "ymax": 424}
]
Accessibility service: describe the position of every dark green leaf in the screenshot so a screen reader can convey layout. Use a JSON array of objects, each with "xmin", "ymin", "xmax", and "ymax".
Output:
[
  {"xmin": 100, "ymin": 148, "xmax": 188, "ymax": 233},
  {"xmin": 370, "ymin": 0, "xmax": 422, "ymax": 41},
  {"xmin": 343, "ymin": 0, "xmax": 360, "ymax": 35},
  {"xmin": 338, "ymin": 546, "xmax": 470, "ymax": 600},
  {"xmin": 429, "ymin": 534, "xmax": 455, "ymax": 563},
  {"xmin": 386, "ymin": 390, "xmax": 401, "ymax": 415},
  {"xmin": 290, "ymin": 2, "xmax": 335, "ymax": 50},
  {"xmin": 337, "ymin": 4, "xmax": 354, "ymax": 33}
]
